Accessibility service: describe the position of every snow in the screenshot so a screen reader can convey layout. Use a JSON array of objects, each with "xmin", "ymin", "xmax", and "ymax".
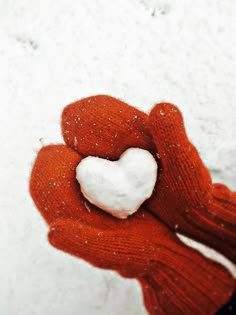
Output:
[
  {"xmin": 76, "ymin": 148, "xmax": 157, "ymax": 219},
  {"xmin": 0, "ymin": 0, "xmax": 235, "ymax": 314}
]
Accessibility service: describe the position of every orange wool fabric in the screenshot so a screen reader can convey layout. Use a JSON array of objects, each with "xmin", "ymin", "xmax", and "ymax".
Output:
[
  {"xmin": 147, "ymin": 103, "xmax": 236, "ymax": 263},
  {"xmin": 30, "ymin": 95, "xmax": 236, "ymax": 315}
]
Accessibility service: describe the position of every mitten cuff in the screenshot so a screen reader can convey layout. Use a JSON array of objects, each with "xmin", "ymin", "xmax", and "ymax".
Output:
[{"xmin": 138, "ymin": 242, "xmax": 235, "ymax": 315}]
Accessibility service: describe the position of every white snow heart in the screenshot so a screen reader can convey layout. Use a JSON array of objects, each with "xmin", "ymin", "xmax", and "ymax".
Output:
[{"xmin": 76, "ymin": 148, "xmax": 158, "ymax": 219}]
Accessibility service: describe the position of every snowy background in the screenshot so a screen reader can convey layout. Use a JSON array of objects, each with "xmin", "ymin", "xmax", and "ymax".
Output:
[{"xmin": 0, "ymin": 0, "xmax": 235, "ymax": 314}]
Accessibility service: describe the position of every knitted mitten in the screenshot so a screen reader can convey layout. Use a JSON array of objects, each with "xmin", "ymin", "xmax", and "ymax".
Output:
[
  {"xmin": 60, "ymin": 95, "xmax": 236, "ymax": 262},
  {"xmin": 30, "ymin": 145, "xmax": 234, "ymax": 315},
  {"xmin": 147, "ymin": 103, "xmax": 236, "ymax": 263}
]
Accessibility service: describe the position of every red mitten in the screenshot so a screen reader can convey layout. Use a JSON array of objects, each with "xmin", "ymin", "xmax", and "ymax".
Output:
[
  {"xmin": 61, "ymin": 95, "xmax": 236, "ymax": 262},
  {"xmin": 30, "ymin": 145, "xmax": 234, "ymax": 315},
  {"xmin": 147, "ymin": 103, "xmax": 236, "ymax": 262}
]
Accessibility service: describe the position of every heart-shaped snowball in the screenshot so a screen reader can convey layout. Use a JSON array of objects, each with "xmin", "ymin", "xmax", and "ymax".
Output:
[{"xmin": 76, "ymin": 148, "xmax": 158, "ymax": 219}]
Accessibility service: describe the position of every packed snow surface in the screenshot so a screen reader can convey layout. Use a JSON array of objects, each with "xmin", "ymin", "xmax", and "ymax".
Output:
[
  {"xmin": 76, "ymin": 148, "xmax": 158, "ymax": 219},
  {"xmin": 0, "ymin": 0, "xmax": 235, "ymax": 314}
]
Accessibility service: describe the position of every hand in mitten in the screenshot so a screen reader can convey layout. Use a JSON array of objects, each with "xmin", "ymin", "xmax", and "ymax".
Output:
[
  {"xmin": 60, "ymin": 95, "xmax": 236, "ymax": 262},
  {"xmin": 30, "ymin": 95, "xmax": 235, "ymax": 315},
  {"xmin": 146, "ymin": 103, "xmax": 236, "ymax": 262},
  {"xmin": 30, "ymin": 145, "xmax": 234, "ymax": 315}
]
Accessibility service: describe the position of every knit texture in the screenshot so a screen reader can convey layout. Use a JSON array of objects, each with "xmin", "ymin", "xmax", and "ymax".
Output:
[
  {"xmin": 61, "ymin": 95, "xmax": 154, "ymax": 160},
  {"xmin": 60, "ymin": 95, "xmax": 236, "ymax": 262},
  {"xmin": 30, "ymin": 95, "xmax": 236, "ymax": 315},
  {"xmin": 147, "ymin": 103, "xmax": 236, "ymax": 263}
]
